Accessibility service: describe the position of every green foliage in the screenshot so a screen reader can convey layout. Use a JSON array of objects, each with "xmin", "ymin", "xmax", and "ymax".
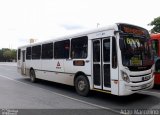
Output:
[
  {"xmin": 0, "ymin": 48, "xmax": 17, "ymax": 62},
  {"xmin": 148, "ymin": 16, "xmax": 160, "ymax": 33}
]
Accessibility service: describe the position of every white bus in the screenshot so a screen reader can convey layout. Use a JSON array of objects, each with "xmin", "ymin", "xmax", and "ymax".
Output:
[{"xmin": 17, "ymin": 23, "xmax": 154, "ymax": 96}]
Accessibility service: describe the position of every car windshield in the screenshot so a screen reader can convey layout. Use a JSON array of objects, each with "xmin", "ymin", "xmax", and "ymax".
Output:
[{"xmin": 120, "ymin": 35, "xmax": 153, "ymax": 70}]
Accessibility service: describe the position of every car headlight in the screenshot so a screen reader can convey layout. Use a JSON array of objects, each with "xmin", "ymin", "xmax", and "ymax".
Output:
[{"xmin": 121, "ymin": 71, "xmax": 130, "ymax": 83}]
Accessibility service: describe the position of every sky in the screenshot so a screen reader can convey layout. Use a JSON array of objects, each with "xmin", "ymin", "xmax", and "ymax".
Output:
[{"xmin": 0, "ymin": 0, "xmax": 159, "ymax": 49}]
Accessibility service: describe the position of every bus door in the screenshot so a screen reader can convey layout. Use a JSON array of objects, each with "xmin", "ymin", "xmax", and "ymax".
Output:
[
  {"xmin": 21, "ymin": 50, "xmax": 26, "ymax": 75},
  {"xmin": 92, "ymin": 37, "xmax": 111, "ymax": 91}
]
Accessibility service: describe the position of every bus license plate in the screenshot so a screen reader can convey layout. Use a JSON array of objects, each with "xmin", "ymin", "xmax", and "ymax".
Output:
[{"xmin": 142, "ymin": 75, "xmax": 150, "ymax": 81}]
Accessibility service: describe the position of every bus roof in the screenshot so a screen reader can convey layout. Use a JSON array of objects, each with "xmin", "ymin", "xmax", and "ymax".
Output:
[
  {"xmin": 150, "ymin": 33, "xmax": 160, "ymax": 39},
  {"xmin": 18, "ymin": 23, "xmax": 147, "ymax": 49},
  {"xmin": 18, "ymin": 24, "xmax": 118, "ymax": 48}
]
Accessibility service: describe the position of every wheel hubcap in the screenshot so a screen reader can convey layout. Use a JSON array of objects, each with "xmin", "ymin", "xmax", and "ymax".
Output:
[{"xmin": 78, "ymin": 80, "xmax": 86, "ymax": 91}]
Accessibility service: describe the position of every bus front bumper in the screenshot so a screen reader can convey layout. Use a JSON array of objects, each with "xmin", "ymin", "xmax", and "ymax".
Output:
[{"xmin": 119, "ymin": 76, "xmax": 154, "ymax": 96}]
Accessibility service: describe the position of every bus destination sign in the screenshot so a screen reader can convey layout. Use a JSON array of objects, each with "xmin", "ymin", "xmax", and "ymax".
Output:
[
  {"xmin": 119, "ymin": 24, "xmax": 146, "ymax": 36},
  {"xmin": 123, "ymin": 26, "xmax": 144, "ymax": 35}
]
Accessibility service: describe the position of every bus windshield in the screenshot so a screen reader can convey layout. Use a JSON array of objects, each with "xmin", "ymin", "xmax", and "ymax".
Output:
[{"xmin": 120, "ymin": 35, "xmax": 153, "ymax": 71}]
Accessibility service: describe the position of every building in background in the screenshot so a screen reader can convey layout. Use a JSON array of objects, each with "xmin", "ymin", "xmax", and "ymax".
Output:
[{"xmin": 29, "ymin": 38, "xmax": 37, "ymax": 44}]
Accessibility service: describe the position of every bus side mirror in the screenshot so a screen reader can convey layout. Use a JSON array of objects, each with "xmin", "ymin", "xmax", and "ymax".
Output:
[{"xmin": 119, "ymin": 39, "xmax": 125, "ymax": 50}]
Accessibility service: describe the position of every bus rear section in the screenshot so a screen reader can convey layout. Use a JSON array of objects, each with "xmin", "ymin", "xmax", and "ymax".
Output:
[{"xmin": 151, "ymin": 33, "xmax": 160, "ymax": 85}]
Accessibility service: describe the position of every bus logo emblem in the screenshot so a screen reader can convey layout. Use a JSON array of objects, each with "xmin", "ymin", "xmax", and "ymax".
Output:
[
  {"xmin": 56, "ymin": 61, "xmax": 61, "ymax": 69},
  {"xmin": 57, "ymin": 61, "xmax": 60, "ymax": 66}
]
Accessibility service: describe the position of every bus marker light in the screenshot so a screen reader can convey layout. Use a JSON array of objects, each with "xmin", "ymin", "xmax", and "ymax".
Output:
[{"xmin": 114, "ymin": 80, "xmax": 118, "ymax": 84}]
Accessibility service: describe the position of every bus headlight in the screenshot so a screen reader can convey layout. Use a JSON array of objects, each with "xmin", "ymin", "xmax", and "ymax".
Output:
[
  {"xmin": 121, "ymin": 71, "xmax": 130, "ymax": 83},
  {"xmin": 151, "ymin": 69, "xmax": 154, "ymax": 78}
]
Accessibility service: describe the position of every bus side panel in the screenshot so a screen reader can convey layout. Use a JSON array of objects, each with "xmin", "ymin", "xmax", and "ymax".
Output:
[
  {"xmin": 30, "ymin": 60, "xmax": 42, "ymax": 78},
  {"xmin": 25, "ymin": 60, "xmax": 31, "ymax": 76},
  {"xmin": 17, "ymin": 60, "xmax": 21, "ymax": 74},
  {"xmin": 64, "ymin": 60, "xmax": 91, "ymax": 86},
  {"xmin": 41, "ymin": 59, "xmax": 74, "ymax": 86},
  {"xmin": 64, "ymin": 39, "xmax": 92, "ymax": 87},
  {"xmin": 111, "ymin": 69, "xmax": 119, "ymax": 95},
  {"xmin": 110, "ymin": 32, "xmax": 119, "ymax": 95}
]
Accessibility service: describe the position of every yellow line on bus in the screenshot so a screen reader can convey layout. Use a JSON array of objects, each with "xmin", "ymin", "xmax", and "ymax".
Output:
[{"xmin": 92, "ymin": 89, "xmax": 111, "ymax": 94}]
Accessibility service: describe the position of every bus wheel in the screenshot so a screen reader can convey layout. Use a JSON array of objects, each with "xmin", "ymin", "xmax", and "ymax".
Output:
[
  {"xmin": 75, "ymin": 75, "xmax": 90, "ymax": 96},
  {"xmin": 30, "ymin": 69, "xmax": 36, "ymax": 83}
]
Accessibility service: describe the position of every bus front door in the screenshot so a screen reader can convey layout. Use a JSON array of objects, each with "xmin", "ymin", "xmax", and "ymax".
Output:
[
  {"xmin": 92, "ymin": 38, "xmax": 111, "ymax": 91},
  {"xmin": 21, "ymin": 50, "xmax": 26, "ymax": 75}
]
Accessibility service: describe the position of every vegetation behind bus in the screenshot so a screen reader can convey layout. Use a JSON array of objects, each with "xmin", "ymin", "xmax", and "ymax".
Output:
[
  {"xmin": 148, "ymin": 16, "xmax": 160, "ymax": 33},
  {"xmin": 0, "ymin": 48, "xmax": 16, "ymax": 62}
]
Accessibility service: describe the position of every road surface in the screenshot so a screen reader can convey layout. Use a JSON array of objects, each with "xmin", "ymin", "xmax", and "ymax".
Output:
[{"xmin": 0, "ymin": 63, "xmax": 160, "ymax": 115}]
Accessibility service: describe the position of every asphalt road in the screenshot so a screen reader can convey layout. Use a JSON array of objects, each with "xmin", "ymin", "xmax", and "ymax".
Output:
[{"xmin": 0, "ymin": 63, "xmax": 160, "ymax": 115}]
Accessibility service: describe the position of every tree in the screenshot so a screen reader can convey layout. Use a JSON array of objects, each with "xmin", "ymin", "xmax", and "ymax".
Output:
[
  {"xmin": 3, "ymin": 50, "xmax": 12, "ymax": 61},
  {"xmin": 0, "ymin": 49, "xmax": 5, "ymax": 61},
  {"xmin": 148, "ymin": 16, "xmax": 160, "ymax": 33},
  {"xmin": 2, "ymin": 49, "xmax": 17, "ymax": 62}
]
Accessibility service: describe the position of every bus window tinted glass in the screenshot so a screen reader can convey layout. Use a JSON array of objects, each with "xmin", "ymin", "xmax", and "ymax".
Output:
[
  {"xmin": 103, "ymin": 39, "xmax": 110, "ymax": 62},
  {"xmin": 152, "ymin": 40, "xmax": 159, "ymax": 56},
  {"xmin": 42, "ymin": 43, "xmax": 53, "ymax": 59},
  {"xmin": 18, "ymin": 49, "xmax": 21, "ymax": 60},
  {"xmin": 54, "ymin": 40, "xmax": 70, "ymax": 59},
  {"xmin": 93, "ymin": 40, "xmax": 100, "ymax": 62},
  {"xmin": 112, "ymin": 37, "xmax": 117, "ymax": 68},
  {"xmin": 26, "ymin": 47, "xmax": 31, "ymax": 60},
  {"xmin": 71, "ymin": 36, "xmax": 88, "ymax": 59},
  {"xmin": 32, "ymin": 45, "xmax": 41, "ymax": 59}
]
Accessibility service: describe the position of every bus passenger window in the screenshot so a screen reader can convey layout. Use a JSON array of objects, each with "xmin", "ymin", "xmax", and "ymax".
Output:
[
  {"xmin": 32, "ymin": 45, "xmax": 41, "ymax": 59},
  {"xmin": 26, "ymin": 47, "xmax": 31, "ymax": 60},
  {"xmin": 71, "ymin": 36, "xmax": 88, "ymax": 59},
  {"xmin": 93, "ymin": 40, "xmax": 100, "ymax": 62},
  {"xmin": 18, "ymin": 49, "xmax": 21, "ymax": 60},
  {"xmin": 42, "ymin": 43, "xmax": 53, "ymax": 59},
  {"xmin": 54, "ymin": 40, "xmax": 70, "ymax": 59},
  {"xmin": 103, "ymin": 39, "xmax": 110, "ymax": 62},
  {"xmin": 112, "ymin": 37, "xmax": 117, "ymax": 68}
]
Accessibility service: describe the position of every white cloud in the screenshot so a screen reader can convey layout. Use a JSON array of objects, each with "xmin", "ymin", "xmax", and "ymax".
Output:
[{"xmin": 0, "ymin": 0, "xmax": 159, "ymax": 49}]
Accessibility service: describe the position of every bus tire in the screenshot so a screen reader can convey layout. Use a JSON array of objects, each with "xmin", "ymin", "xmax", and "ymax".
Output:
[
  {"xmin": 30, "ymin": 69, "xmax": 36, "ymax": 83},
  {"xmin": 75, "ymin": 75, "xmax": 90, "ymax": 96}
]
